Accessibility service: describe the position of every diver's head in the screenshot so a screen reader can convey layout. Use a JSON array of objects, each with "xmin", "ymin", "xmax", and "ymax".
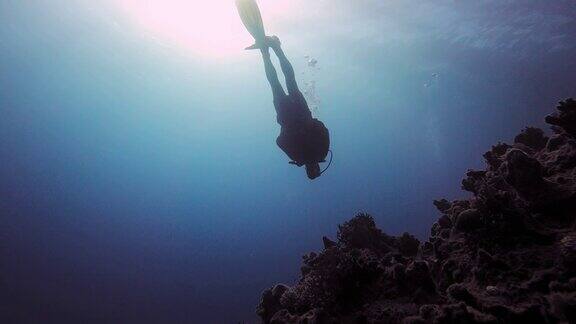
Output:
[{"xmin": 305, "ymin": 163, "xmax": 321, "ymax": 180}]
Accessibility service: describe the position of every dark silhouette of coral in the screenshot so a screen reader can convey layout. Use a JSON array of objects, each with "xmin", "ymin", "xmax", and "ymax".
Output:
[{"xmin": 257, "ymin": 99, "xmax": 576, "ymax": 323}]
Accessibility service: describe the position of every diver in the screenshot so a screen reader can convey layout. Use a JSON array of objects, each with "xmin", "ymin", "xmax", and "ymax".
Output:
[
  {"xmin": 256, "ymin": 36, "xmax": 331, "ymax": 180},
  {"xmin": 236, "ymin": 0, "xmax": 331, "ymax": 179}
]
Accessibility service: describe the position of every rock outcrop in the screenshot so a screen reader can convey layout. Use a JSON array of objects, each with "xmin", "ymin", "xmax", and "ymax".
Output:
[{"xmin": 257, "ymin": 99, "xmax": 576, "ymax": 323}]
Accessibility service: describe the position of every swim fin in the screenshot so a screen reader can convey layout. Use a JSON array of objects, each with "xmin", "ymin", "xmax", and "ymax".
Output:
[{"xmin": 236, "ymin": 0, "xmax": 267, "ymax": 49}]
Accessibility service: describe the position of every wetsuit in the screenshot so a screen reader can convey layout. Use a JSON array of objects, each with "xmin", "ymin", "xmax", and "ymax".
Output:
[{"xmin": 261, "ymin": 45, "xmax": 330, "ymax": 166}]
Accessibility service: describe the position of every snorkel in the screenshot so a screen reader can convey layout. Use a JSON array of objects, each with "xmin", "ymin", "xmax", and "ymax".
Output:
[{"xmin": 320, "ymin": 150, "xmax": 333, "ymax": 175}]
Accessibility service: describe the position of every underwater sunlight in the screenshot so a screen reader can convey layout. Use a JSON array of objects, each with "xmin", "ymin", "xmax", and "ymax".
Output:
[{"xmin": 116, "ymin": 0, "xmax": 296, "ymax": 58}]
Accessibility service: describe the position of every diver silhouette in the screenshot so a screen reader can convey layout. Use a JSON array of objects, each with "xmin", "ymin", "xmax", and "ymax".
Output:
[
  {"xmin": 258, "ymin": 36, "xmax": 331, "ymax": 180},
  {"xmin": 236, "ymin": 0, "xmax": 331, "ymax": 179}
]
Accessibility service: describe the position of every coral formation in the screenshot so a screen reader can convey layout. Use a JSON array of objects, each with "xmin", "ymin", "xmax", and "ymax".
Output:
[{"xmin": 257, "ymin": 99, "xmax": 576, "ymax": 323}]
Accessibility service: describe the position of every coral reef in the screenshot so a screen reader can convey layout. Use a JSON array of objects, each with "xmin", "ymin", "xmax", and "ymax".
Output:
[{"xmin": 257, "ymin": 99, "xmax": 576, "ymax": 323}]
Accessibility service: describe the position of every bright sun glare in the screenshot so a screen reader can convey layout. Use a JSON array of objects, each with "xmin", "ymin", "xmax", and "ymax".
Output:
[{"xmin": 117, "ymin": 0, "xmax": 296, "ymax": 58}]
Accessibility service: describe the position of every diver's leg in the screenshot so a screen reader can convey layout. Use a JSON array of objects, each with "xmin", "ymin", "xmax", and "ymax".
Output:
[
  {"xmin": 271, "ymin": 40, "xmax": 299, "ymax": 95},
  {"xmin": 260, "ymin": 48, "xmax": 286, "ymax": 100}
]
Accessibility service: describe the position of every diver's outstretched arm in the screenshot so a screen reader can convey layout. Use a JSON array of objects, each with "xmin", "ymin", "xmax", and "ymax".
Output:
[
  {"xmin": 272, "ymin": 43, "xmax": 299, "ymax": 95},
  {"xmin": 260, "ymin": 48, "xmax": 286, "ymax": 100}
]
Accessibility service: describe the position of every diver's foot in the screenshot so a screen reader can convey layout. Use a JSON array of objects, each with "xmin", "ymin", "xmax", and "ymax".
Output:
[
  {"xmin": 266, "ymin": 36, "xmax": 281, "ymax": 50},
  {"xmin": 245, "ymin": 43, "xmax": 263, "ymax": 50},
  {"xmin": 245, "ymin": 36, "xmax": 280, "ymax": 51}
]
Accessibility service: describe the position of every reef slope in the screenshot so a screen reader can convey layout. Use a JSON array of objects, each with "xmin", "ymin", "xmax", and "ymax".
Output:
[{"xmin": 257, "ymin": 99, "xmax": 576, "ymax": 323}]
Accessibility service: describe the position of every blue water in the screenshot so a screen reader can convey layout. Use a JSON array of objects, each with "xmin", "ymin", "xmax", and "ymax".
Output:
[{"xmin": 1, "ymin": 1, "xmax": 575, "ymax": 322}]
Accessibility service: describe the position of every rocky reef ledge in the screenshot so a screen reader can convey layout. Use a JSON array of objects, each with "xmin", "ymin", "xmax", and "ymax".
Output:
[{"xmin": 257, "ymin": 99, "xmax": 576, "ymax": 324}]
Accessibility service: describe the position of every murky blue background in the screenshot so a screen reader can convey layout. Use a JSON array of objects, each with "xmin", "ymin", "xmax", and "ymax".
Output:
[{"xmin": 1, "ymin": 1, "xmax": 575, "ymax": 322}]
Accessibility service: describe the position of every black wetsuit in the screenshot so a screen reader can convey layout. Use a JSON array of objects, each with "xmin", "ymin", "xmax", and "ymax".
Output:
[
  {"xmin": 274, "ymin": 91, "xmax": 329, "ymax": 166},
  {"xmin": 260, "ymin": 45, "xmax": 330, "ymax": 166}
]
